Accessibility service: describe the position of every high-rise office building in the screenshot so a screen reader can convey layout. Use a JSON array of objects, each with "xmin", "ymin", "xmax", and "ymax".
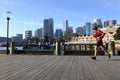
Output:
[
  {"xmin": 103, "ymin": 20, "xmax": 109, "ymax": 27},
  {"xmin": 25, "ymin": 30, "xmax": 32, "ymax": 40},
  {"xmin": 104, "ymin": 20, "xmax": 117, "ymax": 27},
  {"xmin": 90, "ymin": 24, "xmax": 93, "ymax": 35},
  {"xmin": 85, "ymin": 22, "xmax": 91, "ymax": 35},
  {"xmin": 44, "ymin": 18, "xmax": 54, "ymax": 38},
  {"xmin": 76, "ymin": 27, "xmax": 82, "ymax": 36},
  {"xmin": 76, "ymin": 26, "xmax": 85, "ymax": 36},
  {"xmin": 63, "ymin": 20, "xmax": 69, "ymax": 35},
  {"xmin": 109, "ymin": 20, "xmax": 117, "ymax": 27},
  {"xmin": 93, "ymin": 19, "xmax": 102, "ymax": 28},
  {"xmin": 16, "ymin": 34, "xmax": 23, "ymax": 40},
  {"xmin": 35, "ymin": 28, "xmax": 44, "ymax": 39},
  {"xmin": 55, "ymin": 29, "xmax": 63, "ymax": 39},
  {"xmin": 12, "ymin": 34, "xmax": 23, "ymax": 45}
]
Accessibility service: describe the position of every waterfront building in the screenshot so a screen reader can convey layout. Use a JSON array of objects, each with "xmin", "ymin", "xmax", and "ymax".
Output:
[
  {"xmin": 104, "ymin": 20, "xmax": 117, "ymax": 28},
  {"xmin": 101, "ymin": 26, "xmax": 118, "ymax": 33},
  {"xmin": 44, "ymin": 18, "xmax": 54, "ymax": 39},
  {"xmin": 76, "ymin": 27, "xmax": 83, "ymax": 36},
  {"xmin": 16, "ymin": 34, "xmax": 23, "ymax": 40},
  {"xmin": 85, "ymin": 22, "xmax": 91, "ymax": 35},
  {"xmin": 76, "ymin": 25, "xmax": 86, "ymax": 36},
  {"xmin": 25, "ymin": 30, "xmax": 32, "ymax": 40},
  {"xmin": 0, "ymin": 37, "xmax": 7, "ymax": 42},
  {"xmin": 63, "ymin": 20, "xmax": 69, "ymax": 35},
  {"xmin": 12, "ymin": 34, "xmax": 23, "ymax": 46},
  {"xmin": 103, "ymin": 20, "xmax": 109, "ymax": 28},
  {"xmin": 35, "ymin": 28, "xmax": 44, "ymax": 40},
  {"xmin": 93, "ymin": 19, "xmax": 102, "ymax": 28},
  {"xmin": 76, "ymin": 27, "xmax": 81, "ymax": 36},
  {"xmin": 55, "ymin": 29, "xmax": 63, "ymax": 39},
  {"xmin": 72, "ymin": 26, "xmax": 119, "ymax": 43},
  {"xmin": 109, "ymin": 20, "xmax": 117, "ymax": 27}
]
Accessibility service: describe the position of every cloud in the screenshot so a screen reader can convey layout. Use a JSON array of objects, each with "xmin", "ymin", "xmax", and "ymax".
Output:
[
  {"xmin": 0, "ymin": 0, "xmax": 23, "ymax": 6},
  {"xmin": 14, "ymin": 20, "xmax": 43, "ymax": 27}
]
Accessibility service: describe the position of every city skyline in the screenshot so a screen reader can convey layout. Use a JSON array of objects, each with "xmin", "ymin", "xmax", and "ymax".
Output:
[{"xmin": 0, "ymin": 0, "xmax": 120, "ymax": 38}]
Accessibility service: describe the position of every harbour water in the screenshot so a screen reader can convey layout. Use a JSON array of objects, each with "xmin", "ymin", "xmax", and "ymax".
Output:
[{"xmin": 0, "ymin": 47, "xmax": 23, "ymax": 50}]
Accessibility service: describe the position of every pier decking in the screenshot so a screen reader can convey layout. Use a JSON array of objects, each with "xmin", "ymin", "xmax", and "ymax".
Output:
[{"xmin": 0, "ymin": 54, "xmax": 120, "ymax": 80}]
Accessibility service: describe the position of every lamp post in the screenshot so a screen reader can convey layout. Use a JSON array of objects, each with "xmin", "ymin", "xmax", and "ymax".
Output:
[{"xmin": 6, "ymin": 11, "xmax": 11, "ymax": 55}]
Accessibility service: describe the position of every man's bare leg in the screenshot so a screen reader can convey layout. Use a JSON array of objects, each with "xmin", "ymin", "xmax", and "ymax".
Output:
[
  {"xmin": 100, "ymin": 46, "xmax": 111, "ymax": 58},
  {"xmin": 94, "ymin": 46, "xmax": 98, "ymax": 57},
  {"xmin": 91, "ymin": 46, "xmax": 98, "ymax": 60},
  {"xmin": 100, "ymin": 46, "xmax": 109, "ymax": 54}
]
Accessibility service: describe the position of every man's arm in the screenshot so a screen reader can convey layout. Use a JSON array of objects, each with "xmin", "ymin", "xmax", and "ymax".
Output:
[{"xmin": 100, "ymin": 33, "xmax": 105, "ymax": 38}]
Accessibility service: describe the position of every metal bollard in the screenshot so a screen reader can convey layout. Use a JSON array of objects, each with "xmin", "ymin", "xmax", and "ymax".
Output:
[
  {"xmin": 108, "ymin": 41, "xmax": 115, "ymax": 56},
  {"xmin": 55, "ymin": 42, "xmax": 58, "ymax": 55},
  {"xmin": 10, "ymin": 42, "xmax": 15, "ymax": 55}
]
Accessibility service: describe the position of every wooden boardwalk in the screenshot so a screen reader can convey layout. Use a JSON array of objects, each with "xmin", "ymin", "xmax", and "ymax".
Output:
[{"xmin": 0, "ymin": 54, "xmax": 120, "ymax": 80}]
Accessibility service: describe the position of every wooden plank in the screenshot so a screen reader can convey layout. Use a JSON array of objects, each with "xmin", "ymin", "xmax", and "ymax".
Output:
[
  {"xmin": 51, "ymin": 56, "xmax": 71, "ymax": 80},
  {"xmin": 76, "ymin": 56, "xmax": 84, "ymax": 80},
  {"xmin": 33, "ymin": 56, "xmax": 64, "ymax": 80},
  {"xmin": 40, "ymin": 56, "xmax": 67, "ymax": 80},
  {"xmin": 26, "ymin": 56, "xmax": 63, "ymax": 80},
  {"xmin": 95, "ymin": 56, "xmax": 120, "ymax": 80},
  {"xmin": 0, "ymin": 55, "xmax": 120, "ymax": 80},
  {"xmin": 16, "ymin": 56, "xmax": 58, "ymax": 80},
  {"xmin": 68, "ymin": 56, "xmax": 77, "ymax": 80},
  {"xmin": 0, "ymin": 55, "xmax": 50, "ymax": 80},
  {"xmin": 5, "ymin": 56, "xmax": 55, "ymax": 80},
  {"xmin": 81, "ymin": 56, "xmax": 94, "ymax": 80},
  {"xmin": 60, "ymin": 56, "xmax": 74, "ymax": 80},
  {"xmin": 88, "ymin": 56, "xmax": 109, "ymax": 80}
]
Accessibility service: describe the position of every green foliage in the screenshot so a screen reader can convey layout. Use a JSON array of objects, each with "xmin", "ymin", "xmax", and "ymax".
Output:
[
  {"xmin": 31, "ymin": 37, "xmax": 39, "ymax": 43},
  {"xmin": 114, "ymin": 27, "xmax": 120, "ymax": 40},
  {"xmin": 57, "ymin": 37, "xmax": 65, "ymax": 42}
]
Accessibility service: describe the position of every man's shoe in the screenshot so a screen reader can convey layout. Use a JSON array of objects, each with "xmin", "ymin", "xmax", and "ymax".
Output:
[
  {"xmin": 91, "ymin": 56, "xmax": 96, "ymax": 60},
  {"xmin": 108, "ymin": 54, "xmax": 111, "ymax": 58}
]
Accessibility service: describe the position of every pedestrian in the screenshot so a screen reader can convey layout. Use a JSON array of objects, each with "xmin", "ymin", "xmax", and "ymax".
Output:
[{"xmin": 91, "ymin": 25, "xmax": 111, "ymax": 60}]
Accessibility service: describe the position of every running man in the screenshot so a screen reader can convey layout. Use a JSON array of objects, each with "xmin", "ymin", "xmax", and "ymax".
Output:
[{"xmin": 91, "ymin": 25, "xmax": 111, "ymax": 60}]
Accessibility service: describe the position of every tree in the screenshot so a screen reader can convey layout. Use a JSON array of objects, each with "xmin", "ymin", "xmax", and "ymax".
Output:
[
  {"xmin": 114, "ymin": 27, "xmax": 120, "ymax": 40},
  {"xmin": 57, "ymin": 37, "xmax": 65, "ymax": 42},
  {"xmin": 31, "ymin": 36, "xmax": 39, "ymax": 43}
]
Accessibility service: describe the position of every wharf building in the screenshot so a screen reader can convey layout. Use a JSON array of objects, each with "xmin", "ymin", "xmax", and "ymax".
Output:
[{"xmin": 72, "ymin": 26, "xmax": 119, "ymax": 43}]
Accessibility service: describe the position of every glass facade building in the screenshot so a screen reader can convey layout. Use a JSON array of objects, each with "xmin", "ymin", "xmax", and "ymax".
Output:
[
  {"xmin": 55, "ymin": 29, "xmax": 63, "ymax": 39},
  {"xmin": 63, "ymin": 20, "xmax": 69, "ymax": 35},
  {"xmin": 25, "ymin": 30, "xmax": 32, "ymax": 40},
  {"xmin": 35, "ymin": 28, "xmax": 44, "ymax": 39},
  {"xmin": 85, "ymin": 22, "xmax": 91, "ymax": 35},
  {"xmin": 44, "ymin": 18, "xmax": 54, "ymax": 38}
]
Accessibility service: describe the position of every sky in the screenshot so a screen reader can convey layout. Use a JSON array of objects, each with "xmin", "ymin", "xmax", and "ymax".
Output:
[{"xmin": 0, "ymin": 0, "xmax": 120, "ymax": 38}]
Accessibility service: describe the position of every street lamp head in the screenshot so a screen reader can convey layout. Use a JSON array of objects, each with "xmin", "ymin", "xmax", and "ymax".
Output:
[{"xmin": 6, "ymin": 11, "xmax": 11, "ymax": 20}]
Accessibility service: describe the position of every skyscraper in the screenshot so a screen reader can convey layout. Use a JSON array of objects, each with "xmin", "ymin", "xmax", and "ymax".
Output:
[
  {"xmin": 35, "ymin": 28, "xmax": 44, "ymax": 39},
  {"xmin": 25, "ymin": 30, "xmax": 32, "ymax": 40},
  {"xmin": 55, "ymin": 29, "xmax": 63, "ymax": 39},
  {"xmin": 85, "ymin": 22, "xmax": 91, "ymax": 35},
  {"xmin": 103, "ymin": 20, "xmax": 117, "ymax": 28},
  {"xmin": 76, "ymin": 26, "xmax": 85, "ymax": 36},
  {"xmin": 76, "ymin": 27, "xmax": 82, "ymax": 36},
  {"xmin": 63, "ymin": 20, "xmax": 69, "ymax": 35},
  {"xmin": 104, "ymin": 20, "xmax": 109, "ymax": 27},
  {"xmin": 109, "ymin": 20, "xmax": 117, "ymax": 27},
  {"xmin": 93, "ymin": 19, "xmax": 102, "ymax": 28},
  {"xmin": 12, "ymin": 34, "xmax": 23, "ymax": 46},
  {"xmin": 16, "ymin": 34, "xmax": 23, "ymax": 42},
  {"xmin": 44, "ymin": 18, "xmax": 54, "ymax": 38}
]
